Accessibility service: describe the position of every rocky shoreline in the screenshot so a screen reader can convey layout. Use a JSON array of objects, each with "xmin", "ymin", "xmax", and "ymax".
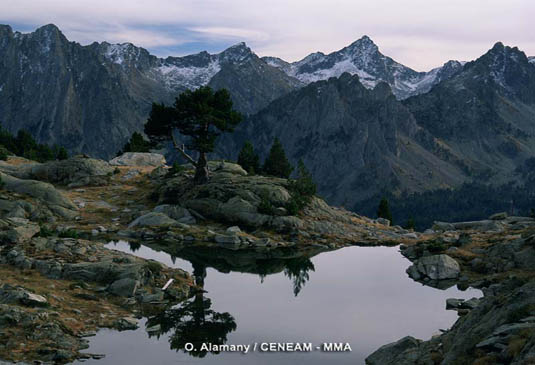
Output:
[
  {"xmin": 2, "ymin": 153, "xmax": 533, "ymax": 364},
  {"xmin": 0, "ymin": 153, "xmax": 424, "ymax": 363},
  {"xmin": 366, "ymin": 214, "xmax": 535, "ymax": 364}
]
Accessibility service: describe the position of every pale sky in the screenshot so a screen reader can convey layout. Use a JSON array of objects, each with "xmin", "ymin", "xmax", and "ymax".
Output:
[{"xmin": 0, "ymin": 0, "xmax": 532, "ymax": 71}]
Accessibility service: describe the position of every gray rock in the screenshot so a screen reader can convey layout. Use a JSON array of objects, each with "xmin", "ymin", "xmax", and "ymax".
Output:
[
  {"xmin": 407, "ymin": 254, "xmax": 460, "ymax": 281},
  {"xmin": 446, "ymin": 298, "xmax": 464, "ymax": 309},
  {"xmin": 365, "ymin": 336, "xmax": 421, "ymax": 365},
  {"xmin": 128, "ymin": 212, "xmax": 179, "ymax": 228},
  {"xmin": 0, "ymin": 173, "xmax": 78, "ymax": 219},
  {"xmin": 432, "ymin": 221, "xmax": 455, "ymax": 232},
  {"xmin": 110, "ymin": 152, "xmax": 166, "ymax": 167},
  {"xmin": 226, "ymin": 226, "xmax": 241, "ymax": 234},
  {"xmin": 375, "ymin": 218, "xmax": 391, "ymax": 226},
  {"xmin": 115, "ymin": 317, "xmax": 139, "ymax": 331},
  {"xmin": 108, "ymin": 278, "xmax": 139, "ymax": 297},
  {"xmin": 153, "ymin": 205, "xmax": 196, "ymax": 224},
  {"xmin": 215, "ymin": 234, "xmax": 241, "ymax": 245},
  {"xmin": 489, "ymin": 212, "xmax": 508, "ymax": 220},
  {"xmin": 21, "ymin": 292, "xmax": 47, "ymax": 307}
]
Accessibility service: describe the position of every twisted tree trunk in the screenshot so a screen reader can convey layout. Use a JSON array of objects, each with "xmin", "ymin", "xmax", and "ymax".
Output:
[{"xmin": 194, "ymin": 152, "xmax": 209, "ymax": 184}]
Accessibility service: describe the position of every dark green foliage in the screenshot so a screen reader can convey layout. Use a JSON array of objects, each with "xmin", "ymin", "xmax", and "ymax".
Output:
[
  {"xmin": 56, "ymin": 146, "xmax": 69, "ymax": 160},
  {"xmin": 263, "ymin": 138, "xmax": 293, "ymax": 178},
  {"xmin": 285, "ymin": 160, "xmax": 317, "ymax": 215},
  {"xmin": 58, "ymin": 229, "xmax": 78, "ymax": 239},
  {"xmin": 144, "ymin": 87, "xmax": 242, "ymax": 184},
  {"xmin": 37, "ymin": 224, "xmax": 54, "ymax": 238},
  {"xmin": 0, "ymin": 124, "xmax": 68, "ymax": 162},
  {"xmin": 377, "ymin": 197, "xmax": 393, "ymax": 224},
  {"xmin": 237, "ymin": 141, "xmax": 260, "ymax": 174},
  {"xmin": 405, "ymin": 216, "xmax": 416, "ymax": 230},
  {"xmin": 167, "ymin": 162, "xmax": 185, "ymax": 177},
  {"xmin": 146, "ymin": 261, "xmax": 163, "ymax": 275},
  {"xmin": 257, "ymin": 192, "xmax": 275, "ymax": 215},
  {"xmin": 120, "ymin": 132, "xmax": 153, "ymax": 154},
  {"xmin": 0, "ymin": 145, "xmax": 9, "ymax": 161}
]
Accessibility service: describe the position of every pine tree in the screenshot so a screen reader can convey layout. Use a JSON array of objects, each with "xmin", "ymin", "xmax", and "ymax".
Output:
[
  {"xmin": 405, "ymin": 216, "xmax": 415, "ymax": 230},
  {"xmin": 237, "ymin": 141, "xmax": 260, "ymax": 174},
  {"xmin": 377, "ymin": 197, "xmax": 393, "ymax": 224},
  {"xmin": 262, "ymin": 138, "xmax": 293, "ymax": 178},
  {"xmin": 145, "ymin": 87, "xmax": 242, "ymax": 184},
  {"xmin": 56, "ymin": 146, "xmax": 69, "ymax": 160}
]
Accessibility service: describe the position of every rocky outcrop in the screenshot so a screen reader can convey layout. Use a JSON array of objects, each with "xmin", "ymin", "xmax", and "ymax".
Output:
[
  {"xmin": 110, "ymin": 152, "xmax": 166, "ymax": 167},
  {"xmin": 0, "ymin": 172, "xmax": 78, "ymax": 219},
  {"xmin": 406, "ymin": 254, "xmax": 461, "ymax": 281}
]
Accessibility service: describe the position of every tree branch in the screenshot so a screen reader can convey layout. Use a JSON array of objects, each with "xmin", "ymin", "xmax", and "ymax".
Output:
[{"xmin": 171, "ymin": 134, "xmax": 197, "ymax": 166}]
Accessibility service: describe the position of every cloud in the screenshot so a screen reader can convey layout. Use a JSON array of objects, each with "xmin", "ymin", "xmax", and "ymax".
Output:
[{"xmin": 0, "ymin": 0, "xmax": 532, "ymax": 70}]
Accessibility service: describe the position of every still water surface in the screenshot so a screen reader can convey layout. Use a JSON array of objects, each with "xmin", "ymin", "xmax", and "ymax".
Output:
[{"xmin": 78, "ymin": 241, "xmax": 481, "ymax": 365}]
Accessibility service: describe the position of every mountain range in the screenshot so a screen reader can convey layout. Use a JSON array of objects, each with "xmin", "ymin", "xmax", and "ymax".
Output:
[{"xmin": 1, "ymin": 23, "xmax": 535, "ymax": 215}]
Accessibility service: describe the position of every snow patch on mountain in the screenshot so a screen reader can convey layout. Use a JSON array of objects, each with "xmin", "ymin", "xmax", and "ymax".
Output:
[
  {"xmin": 266, "ymin": 36, "xmax": 463, "ymax": 99},
  {"xmin": 157, "ymin": 60, "xmax": 221, "ymax": 90},
  {"xmin": 529, "ymin": 56, "xmax": 535, "ymax": 65}
]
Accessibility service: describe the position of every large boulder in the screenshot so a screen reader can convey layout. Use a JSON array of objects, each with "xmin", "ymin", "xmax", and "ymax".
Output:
[
  {"xmin": 406, "ymin": 254, "xmax": 461, "ymax": 281},
  {"xmin": 0, "ymin": 173, "xmax": 77, "ymax": 217},
  {"xmin": 0, "ymin": 156, "xmax": 114, "ymax": 186},
  {"xmin": 110, "ymin": 152, "xmax": 166, "ymax": 167},
  {"xmin": 365, "ymin": 336, "xmax": 421, "ymax": 365},
  {"xmin": 153, "ymin": 205, "xmax": 196, "ymax": 224},
  {"xmin": 128, "ymin": 212, "xmax": 179, "ymax": 228},
  {"xmin": 218, "ymin": 196, "xmax": 270, "ymax": 227},
  {"xmin": 108, "ymin": 278, "xmax": 139, "ymax": 297}
]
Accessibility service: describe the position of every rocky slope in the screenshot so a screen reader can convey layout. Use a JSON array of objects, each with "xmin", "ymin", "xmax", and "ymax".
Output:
[
  {"xmin": 263, "ymin": 36, "xmax": 464, "ymax": 99},
  {"xmin": 225, "ymin": 42, "xmax": 535, "ymax": 211},
  {"xmin": 0, "ymin": 25, "xmax": 298, "ymax": 158},
  {"xmin": 222, "ymin": 73, "xmax": 467, "ymax": 207},
  {"xmin": 404, "ymin": 42, "xmax": 535, "ymax": 185}
]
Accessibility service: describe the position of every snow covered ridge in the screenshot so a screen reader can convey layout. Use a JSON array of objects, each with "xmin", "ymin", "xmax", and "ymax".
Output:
[
  {"xmin": 262, "ymin": 36, "xmax": 464, "ymax": 99},
  {"xmin": 98, "ymin": 40, "xmax": 256, "ymax": 91}
]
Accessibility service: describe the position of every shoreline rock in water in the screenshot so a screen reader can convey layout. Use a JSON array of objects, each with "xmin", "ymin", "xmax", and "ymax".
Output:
[{"xmin": 367, "ymin": 214, "xmax": 535, "ymax": 364}]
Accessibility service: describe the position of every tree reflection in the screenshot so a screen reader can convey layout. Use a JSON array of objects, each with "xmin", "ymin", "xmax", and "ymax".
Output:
[
  {"xmin": 146, "ymin": 262, "xmax": 237, "ymax": 358},
  {"xmin": 283, "ymin": 257, "xmax": 315, "ymax": 296}
]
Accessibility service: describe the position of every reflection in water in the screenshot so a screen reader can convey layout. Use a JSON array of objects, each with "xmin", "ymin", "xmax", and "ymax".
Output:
[
  {"xmin": 92, "ymin": 241, "xmax": 483, "ymax": 365},
  {"xmin": 147, "ymin": 262, "xmax": 237, "ymax": 358},
  {"xmin": 283, "ymin": 257, "xmax": 315, "ymax": 296}
]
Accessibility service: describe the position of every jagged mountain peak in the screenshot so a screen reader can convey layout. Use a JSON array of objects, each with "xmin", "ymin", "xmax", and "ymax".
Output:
[
  {"xmin": 345, "ymin": 35, "xmax": 378, "ymax": 52},
  {"xmin": 219, "ymin": 42, "xmax": 254, "ymax": 63}
]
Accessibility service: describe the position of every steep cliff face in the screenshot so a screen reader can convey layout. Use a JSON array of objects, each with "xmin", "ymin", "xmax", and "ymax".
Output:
[
  {"xmin": 404, "ymin": 42, "xmax": 535, "ymax": 182},
  {"xmin": 224, "ymin": 73, "xmax": 466, "ymax": 207},
  {"xmin": 0, "ymin": 25, "xmax": 298, "ymax": 158}
]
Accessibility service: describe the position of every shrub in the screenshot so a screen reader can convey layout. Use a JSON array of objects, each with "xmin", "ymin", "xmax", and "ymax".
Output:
[
  {"xmin": 285, "ymin": 160, "xmax": 317, "ymax": 215},
  {"xmin": 38, "ymin": 224, "xmax": 54, "ymax": 237},
  {"xmin": 258, "ymin": 192, "xmax": 275, "ymax": 215},
  {"xmin": 0, "ymin": 145, "xmax": 9, "ymax": 161},
  {"xmin": 167, "ymin": 162, "xmax": 185, "ymax": 177},
  {"xmin": 146, "ymin": 261, "xmax": 163, "ymax": 275},
  {"xmin": 120, "ymin": 131, "xmax": 153, "ymax": 154},
  {"xmin": 58, "ymin": 229, "xmax": 78, "ymax": 239}
]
